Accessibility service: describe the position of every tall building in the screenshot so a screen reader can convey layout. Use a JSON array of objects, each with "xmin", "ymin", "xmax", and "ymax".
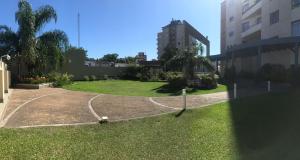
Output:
[
  {"xmin": 219, "ymin": 0, "xmax": 300, "ymax": 74},
  {"xmin": 136, "ymin": 52, "xmax": 147, "ymax": 62},
  {"xmin": 157, "ymin": 20, "xmax": 210, "ymax": 59}
]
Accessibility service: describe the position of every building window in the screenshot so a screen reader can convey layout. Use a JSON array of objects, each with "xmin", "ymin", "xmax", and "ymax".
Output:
[
  {"xmin": 270, "ymin": 10, "xmax": 279, "ymax": 25},
  {"xmin": 292, "ymin": 0, "xmax": 300, "ymax": 9},
  {"xmin": 292, "ymin": 20, "xmax": 300, "ymax": 36},
  {"xmin": 229, "ymin": 16, "xmax": 234, "ymax": 22},
  {"xmin": 242, "ymin": 21, "xmax": 250, "ymax": 32},
  {"xmin": 229, "ymin": 31, "xmax": 234, "ymax": 37}
]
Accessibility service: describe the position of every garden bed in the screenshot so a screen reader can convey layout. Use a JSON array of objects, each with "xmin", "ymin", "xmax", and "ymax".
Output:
[{"xmin": 15, "ymin": 83, "xmax": 52, "ymax": 89}]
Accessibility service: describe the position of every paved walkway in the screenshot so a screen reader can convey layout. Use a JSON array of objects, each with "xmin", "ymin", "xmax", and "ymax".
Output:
[{"xmin": 0, "ymin": 88, "xmax": 231, "ymax": 128}]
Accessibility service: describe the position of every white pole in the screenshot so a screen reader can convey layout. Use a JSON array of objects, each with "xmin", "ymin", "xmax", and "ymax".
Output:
[
  {"xmin": 234, "ymin": 83, "xmax": 237, "ymax": 99},
  {"xmin": 268, "ymin": 81, "xmax": 271, "ymax": 92},
  {"xmin": 182, "ymin": 89, "xmax": 186, "ymax": 110}
]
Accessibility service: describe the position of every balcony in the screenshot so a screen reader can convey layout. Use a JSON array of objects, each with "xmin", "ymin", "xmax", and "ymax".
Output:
[
  {"xmin": 242, "ymin": 0, "xmax": 262, "ymax": 20},
  {"xmin": 241, "ymin": 22, "xmax": 262, "ymax": 38}
]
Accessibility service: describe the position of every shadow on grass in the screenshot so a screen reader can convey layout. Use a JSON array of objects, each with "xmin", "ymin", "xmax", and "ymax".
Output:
[
  {"xmin": 175, "ymin": 109, "xmax": 186, "ymax": 118},
  {"xmin": 152, "ymin": 84, "xmax": 215, "ymax": 96},
  {"xmin": 227, "ymin": 83, "xmax": 300, "ymax": 159}
]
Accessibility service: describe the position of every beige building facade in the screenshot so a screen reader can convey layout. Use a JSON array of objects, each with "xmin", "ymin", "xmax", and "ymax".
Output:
[
  {"xmin": 157, "ymin": 20, "xmax": 210, "ymax": 59},
  {"xmin": 218, "ymin": 0, "xmax": 300, "ymax": 74}
]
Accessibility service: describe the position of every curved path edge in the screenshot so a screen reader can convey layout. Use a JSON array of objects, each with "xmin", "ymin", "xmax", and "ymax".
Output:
[
  {"xmin": 14, "ymin": 122, "xmax": 98, "ymax": 129},
  {"xmin": 0, "ymin": 92, "xmax": 66, "ymax": 128},
  {"xmin": 88, "ymin": 94, "xmax": 103, "ymax": 121},
  {"xmin": 149, "ymin": 97, "xmax": 181, "ymax": 110}
]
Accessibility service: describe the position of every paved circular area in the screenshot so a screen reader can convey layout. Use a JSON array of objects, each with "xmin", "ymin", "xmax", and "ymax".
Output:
[
  {"xmin": 1, "ymin": 88, "xmax": 229, "ymax": 128},
  {"xmin": 4, "ymin": 91, "xmax": 98, "ymax": 128},
  {"xmin": 91, "ymin": 95, "xmax": 174, "ymax": 122}
]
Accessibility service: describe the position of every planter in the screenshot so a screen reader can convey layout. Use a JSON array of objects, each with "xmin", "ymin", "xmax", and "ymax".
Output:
[{"xmin": 15, "ymin": 83, "xmax": 52, "ymax": 89}]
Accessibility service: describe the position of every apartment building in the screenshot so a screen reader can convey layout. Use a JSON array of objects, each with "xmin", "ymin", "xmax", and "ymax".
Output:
[
  {"xmin": 219, "ymin": 0, "xmax": 300, "ymax": 74},
  {"xmin": 135, "ymin": 52, "xmax": 147, "ymax": 62},
  {"xmin": 157, "ymin": 20, "xmax": 210, "ymax": 59}
]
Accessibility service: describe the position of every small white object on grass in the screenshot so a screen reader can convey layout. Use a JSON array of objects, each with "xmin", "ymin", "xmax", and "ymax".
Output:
[{"xmin": 99, "ymin": 116, "xmax": 109, "ymax": 123}]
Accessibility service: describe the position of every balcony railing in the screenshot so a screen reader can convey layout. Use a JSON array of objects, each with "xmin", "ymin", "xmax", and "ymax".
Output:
[
  {"xmin": 242, "ymin": 20, "xmax": 261, "ymax": 33},
  {"xmin": 242, "ymin": 0, "xmax": 261, "ymax": 15}
]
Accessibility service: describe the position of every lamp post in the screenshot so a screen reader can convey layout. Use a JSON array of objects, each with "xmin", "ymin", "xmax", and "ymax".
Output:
[{"xmin": 0, "ymin": 54, "xmax": 11, "ymax": 61}]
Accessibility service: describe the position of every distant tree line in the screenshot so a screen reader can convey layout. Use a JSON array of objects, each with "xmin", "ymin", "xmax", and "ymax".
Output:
[{"xmin": 88, "ymin": 53, "xmax": 137, "ymax": 64}]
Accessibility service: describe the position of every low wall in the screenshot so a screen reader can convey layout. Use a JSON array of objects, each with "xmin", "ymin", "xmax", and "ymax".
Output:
[{"xmin": 62, "ymin": 66, "xmax": 128, "ymax": 80}]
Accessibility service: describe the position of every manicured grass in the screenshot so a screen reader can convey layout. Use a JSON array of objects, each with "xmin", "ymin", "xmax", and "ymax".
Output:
[
  {"xmin": 0, "ymin": 90, "xmax": 299, "ymax": 159},
  {"xmin": 63, "ymin": 80, "xmax": 227, "ymax": 97}
]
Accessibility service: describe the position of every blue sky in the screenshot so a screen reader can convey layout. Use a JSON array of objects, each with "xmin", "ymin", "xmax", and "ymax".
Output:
[{"xmin": 0, "ymin": 0, "xmax": 221, "ymax": 60}]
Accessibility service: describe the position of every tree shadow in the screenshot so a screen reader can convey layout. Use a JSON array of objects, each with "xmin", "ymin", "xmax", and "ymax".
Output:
[
  {"xmin": 227, "ymin": 82, "xmax": 300, "ymax": 159},
  {"xmin": 175, "ymin": 109, "xmax": 186, "ymax": 118},
  {"xmin": 152, "ymin": 84, "xmax": 206, "ymax": 96}
]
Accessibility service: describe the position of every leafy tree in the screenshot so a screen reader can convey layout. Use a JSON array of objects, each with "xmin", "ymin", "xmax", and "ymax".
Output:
[
  {"xmin": 162, "ymin": 43, "xmax": 214, "ymax": 80},
  {"xmin": 0, "ymin": 0, "xmax": 69, "ymax": 78},
  {"xmin": 124, "ymin": 56, "xmax": 136, "ymax": 64},
  {"xmin": 102, "ymin": 53, "xmax": 119, "ymax": 63},
  {"xmin": 64, "ymin": 47, "xmax": 87, "ymax": 66}
]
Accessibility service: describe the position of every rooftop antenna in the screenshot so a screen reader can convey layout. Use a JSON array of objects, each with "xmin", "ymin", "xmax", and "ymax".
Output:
[{"xmin": 77, "ymin": 12, "xmax": 80, "ymax": 48}]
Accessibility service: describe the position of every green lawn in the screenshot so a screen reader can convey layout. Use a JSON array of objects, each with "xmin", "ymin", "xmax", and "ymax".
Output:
[
  {"xmin": 1, "ymin": 90, "xmax": 299, "ymax": 159},
  {"xmin": 63, "ymin": 80, "xmax": 227, "ymax": 97}
]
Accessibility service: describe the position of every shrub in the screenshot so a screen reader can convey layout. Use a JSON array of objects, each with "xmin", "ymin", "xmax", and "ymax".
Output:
[
  {"xmin": 90, "ymin": 75, "xmax": 97, "ymax": 81},
  {"xmin": 52, "ymin": 73, "xmax": 73, "ymax": 87},
  {"xmin": 137, "ymin": 67, "xmax": 164, "ymax": 82},
  {"xmin": 166, "ymin": 72, "xmax": 186, "ymax": 88},
  {"xmin": 103, "ymin": 75, "xmax": 109, "ymax": 80},
  {"xmin": 83, "ymin": 75, "xmax": 90, "ymax": 81},
  {"xmin": 158, "ymin": 71, "xmax": 167, "ymax": 80},
  {"xmin": 48, "ymin": 72, "xmax": 61, "ymax": 82},
  {"xmin": 200, "ymin": 74, "xmax": 217, "ymax": 89},
  {"xmin": 257, "ymin": 64, "xmax": 287, "ymax": 82},
  {"xmin": 122, "ymin": 66, "xmax": 140, "ymax": 80},
  {"xmin": 21, "ymin": 76, "xmax": 48, "ymax": 84}
]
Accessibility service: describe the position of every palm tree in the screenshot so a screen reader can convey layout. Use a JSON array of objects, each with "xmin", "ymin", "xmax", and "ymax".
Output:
[
  {"xmin": 164, "ymin": 43, "xmax": 215, "ymax": 81},
  {"xmin": 0, "ymin": 0, "xmax": 68, "ymax": 79}
]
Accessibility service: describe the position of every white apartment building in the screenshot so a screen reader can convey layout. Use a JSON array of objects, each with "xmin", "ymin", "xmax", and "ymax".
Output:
[
  {"xmin": 157, "ymin": 20, "xmax": 210, "ymax": 59},
  {"xmin": 218, "ymin": 0, "xmax": 300, "ymax": 74}
]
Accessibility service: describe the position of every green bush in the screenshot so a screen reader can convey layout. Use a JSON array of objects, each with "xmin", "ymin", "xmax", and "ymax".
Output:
[
  {"xmin": 122, "ymin": 66, "xmax": 140, "ymax": 80},
  {"xmin": 52, "ymin": 73, "xmax": 73, "ymax": 87},
  {"xmin": 137, "ymin": 67, "xmax": 162, "ymax": 82},
  {"xmin": 257, "ymin": 64, "xmax": 287, "ymax": 82},
  {"xmin": 103, "ymin": 75, "xmax": 109, "ymax": 80},
  {"xmin": 158, "ymin": 71, "xmax": 167, "ymax": 80},
  {"xmin": 201, "ymin": 74, "xmax": 217, "ymax": 89},
  {"xmin": 83, "ymin": 75, "xmax": 90, "ymax": 81},
  {"xmin": 166, "ymin": 72, "xmax": 186, "ymax": 88},
  {"xmin": 90, "ymin": 75, "xmax": 97, "ymax": 81},
  {"xmin": 48, "ymin": 72, "xmax": 61, "ymax": 82},
  {"xmin": 21, "ymin": 76, "xmax": 49, "ymax": 84}
]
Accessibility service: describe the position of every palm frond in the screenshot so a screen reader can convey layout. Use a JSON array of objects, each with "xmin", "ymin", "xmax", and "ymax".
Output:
[
  {"xmin": 197, "ymin": 56, "xmax": 215, "ymax": 72},
  {"xmin": 0, "ymin": 25, "xmax": 19, "ymax": 55},
  {"xmin": 34, "ymin": 5, "xmax": 57, "ymax": 32},
  {"xmin": 38, "ymin": 30, "xmax": 68, "ymax": 50}
]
